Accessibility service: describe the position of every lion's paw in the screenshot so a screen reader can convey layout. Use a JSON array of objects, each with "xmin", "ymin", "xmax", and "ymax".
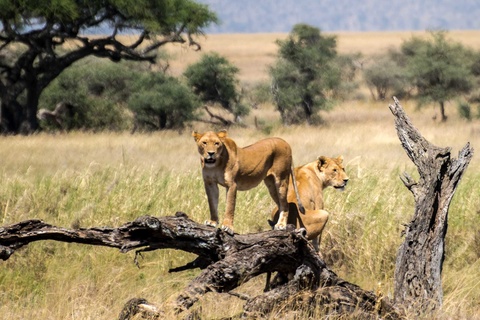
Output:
[
  {"xmin": 204, "ymin": 220, "xmax": 218, "ymax": 228},
  {"xmin": 274, "ymin": 224, "xmax": 287, "ymax": 230},
  {"xmin": 221, "ymin": 225, "xmax": 235, "ymax": 235}
]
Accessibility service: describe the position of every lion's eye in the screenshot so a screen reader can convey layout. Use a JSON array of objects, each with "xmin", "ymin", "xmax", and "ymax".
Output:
[
  {"xmin": 202, "ymin": 141, "xmax": 207, "ymax": 145},
  {"xmin": 215, "ymin": 142, "xmax": 220, "ymax": 146}
]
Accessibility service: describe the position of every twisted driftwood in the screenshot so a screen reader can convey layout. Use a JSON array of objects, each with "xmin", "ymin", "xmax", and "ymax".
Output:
[{"xmin": 0, "ymin": 212, "xmax": 400, "ymax": 319}]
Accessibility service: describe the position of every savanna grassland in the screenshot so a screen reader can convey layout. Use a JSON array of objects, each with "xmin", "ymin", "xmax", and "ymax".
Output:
[{"xmin": 1, "ymin": 31, "xmax": 480, "ymax": 319}]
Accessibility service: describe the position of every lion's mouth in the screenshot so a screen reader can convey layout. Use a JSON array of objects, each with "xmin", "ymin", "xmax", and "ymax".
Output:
[
  {"xmin": 334, "ymin": 181, "xmax": 348, "ymax": 190},
  {"xmin": 204, "ymin": 158, "xmax": 216, "ymax": 164}
]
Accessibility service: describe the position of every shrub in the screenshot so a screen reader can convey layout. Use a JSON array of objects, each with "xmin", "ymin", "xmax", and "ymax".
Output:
[
  {"xmin": 40, "ymin": 60, "xmax": 136, "ymax": 131},
  {"xmin": 128, "ymin": 73, "xmax": 199, "ymax": 131},
  {"xmin": 184, "ymin": 52, "xmax": 248, "ymax": 121},
  {"xmin": 363, "ymin": 54, "xmax": 410, "ymax": 100},
  {"xmin": 457, "ymin": 102, "xmax": 472, "ymax": 121}
]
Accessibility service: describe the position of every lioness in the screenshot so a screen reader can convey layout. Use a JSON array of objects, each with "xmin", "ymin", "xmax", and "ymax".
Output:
[
  {"xmin": 269, "ymin": 156, "xmax": 349, "ymax": 252},
  {"xmin": 193, "ymin": 130, "xmax": 303, "ymax": 234}
]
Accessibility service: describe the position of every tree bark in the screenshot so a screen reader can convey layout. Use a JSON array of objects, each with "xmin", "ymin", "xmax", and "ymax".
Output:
[
  {"xmin": 0, "ymin": 213, "xmax": 400, "ymax": 319},
  {"xmin": 389, "ymin": 97, "xmax": 473, "ymax": 313}
]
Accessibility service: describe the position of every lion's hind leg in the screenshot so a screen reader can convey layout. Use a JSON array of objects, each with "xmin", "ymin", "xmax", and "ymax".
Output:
[
  {"xmin": 303, "ymin": 209, "xmax": 329, "ymax": 255},
  {"xmin": 264, "ymin": 175, "xmax": 290, "ymax": 230}
]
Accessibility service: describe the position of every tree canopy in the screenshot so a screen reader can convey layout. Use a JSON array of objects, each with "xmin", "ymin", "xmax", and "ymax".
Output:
[
  {"xmin": 401, "ymin": 31, "xmax": 474, "ymax": 121},
  {"xmin": 184, "ymin": 52, "xmax": 248, "ymax": 124},
  {"xmin": 129, "ymin": 72, "xmax": 199, "ymax": 131},
  {"xmin": 0, "ymin": 0, "xmax": 217, "ymax": 134},
  {"xmin": 269, "ymin": 24, "xmax": 341, "ymax": 125}
]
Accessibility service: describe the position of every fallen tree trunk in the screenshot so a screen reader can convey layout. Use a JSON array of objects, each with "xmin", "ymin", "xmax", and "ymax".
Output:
[
  {"xmin": 389, "ymin": 97, "xmax": 474, "ymax": 313},
  {"xmin": 0, "ymin": 212, "xmax": 400, "ymax": 319}
]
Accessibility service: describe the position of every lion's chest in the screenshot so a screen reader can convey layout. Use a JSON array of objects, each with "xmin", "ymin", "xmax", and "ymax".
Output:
[
  {"xmin": 202, "ymin": 169, "xmax": 227, "ymax": 187},
  {"xmin": 202, "ymin": 162, "xmax": 266, "ymax": 190}
]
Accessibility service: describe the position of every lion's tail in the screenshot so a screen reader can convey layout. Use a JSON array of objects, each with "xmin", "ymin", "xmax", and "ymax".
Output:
[{"xmin": 291, "ymin": 165, "xmax": 305, "ymax": 214}]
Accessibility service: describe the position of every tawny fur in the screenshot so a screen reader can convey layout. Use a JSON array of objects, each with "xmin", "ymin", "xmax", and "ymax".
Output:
[
  {"xmin": 270, "ymin": 156, "xmax": 349, "ymax": 252},
  {"xmin": 193, "ymin": 130, "xmax": 297, "ymax": 234}
]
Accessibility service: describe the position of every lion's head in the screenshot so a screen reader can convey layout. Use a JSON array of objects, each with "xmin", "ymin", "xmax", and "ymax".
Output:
[
  {"xmin": 192, "ymin": 130, "xmax": 228, "ymax": 168},
  {"xmin": 318, "ymin": 156, "xmax": 349, "ymax": 190}
]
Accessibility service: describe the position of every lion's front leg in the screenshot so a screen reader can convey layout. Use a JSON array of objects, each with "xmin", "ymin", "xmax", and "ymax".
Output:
[
  {"xmin": 222, "ymin": 183, "xmax": 237, "ymax": 235},
  {"xmin": 205, "ymin": 181, "xmax": 220, "ymax": 228}
]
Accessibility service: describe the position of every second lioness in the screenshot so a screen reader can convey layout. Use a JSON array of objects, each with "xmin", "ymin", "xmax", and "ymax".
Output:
[
  {"xmin": 193, "ymin": 130, "xmax": 302, "ymax": 234},
  {"xmin": 270, "ymin": 156, "xmax": 349, "ymax": 252}
]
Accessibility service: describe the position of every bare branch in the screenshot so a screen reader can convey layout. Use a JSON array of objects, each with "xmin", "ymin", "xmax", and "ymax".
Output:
[{"xmin": 203, "ymin": 106, "xmax": 234, "ymax": 126}]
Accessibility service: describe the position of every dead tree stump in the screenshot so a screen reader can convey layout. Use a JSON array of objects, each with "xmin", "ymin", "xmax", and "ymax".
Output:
[{"xmin": 389, "ymin": 97, "xmax": 474, "ymax": 313}]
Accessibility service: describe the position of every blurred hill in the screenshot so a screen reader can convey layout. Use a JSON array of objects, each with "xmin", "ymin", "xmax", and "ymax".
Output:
[{"xmin": 198, "ymin": 0, "xmax": 480, "ymax": 33}]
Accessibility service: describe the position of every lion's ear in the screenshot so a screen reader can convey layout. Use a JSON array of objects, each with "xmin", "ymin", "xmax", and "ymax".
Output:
[
  {"xmin": 192, "ymin": 131, "xmax": 202, "ymax": 142},
  {"xmin": 337, "ymin": 156, "xmax": 344, "ymax": 163},
  {"xmin": 318, "ymin": 156, "xmax": 327, "ymax": 167},
  {"xmin": 217, "ymin": 129, "xmax": 228, "ymax": 139}
]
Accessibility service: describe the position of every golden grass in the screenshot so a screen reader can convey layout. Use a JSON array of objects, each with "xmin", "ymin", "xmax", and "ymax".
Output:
[{"xmin": 1, "ymin": 30, "xmax": 480, "ymax": 319}]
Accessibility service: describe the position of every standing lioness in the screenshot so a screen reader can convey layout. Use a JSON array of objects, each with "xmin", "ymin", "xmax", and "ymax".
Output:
[{"xmin": 193, "ymin": 130, "xmax": 297, "ymax": 234}]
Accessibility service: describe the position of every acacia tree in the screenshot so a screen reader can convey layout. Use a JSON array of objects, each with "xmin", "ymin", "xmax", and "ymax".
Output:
[
  {"xmin": 269, "ymin": 24, "xmax": 340, "ymax": 125},
  {"xmin": 401, "ymin": 31, "xmax": 474, "ymax": 122},
  {"xmin": 0, "ymin": 0, "xmax": 217, "ymax": 134}
]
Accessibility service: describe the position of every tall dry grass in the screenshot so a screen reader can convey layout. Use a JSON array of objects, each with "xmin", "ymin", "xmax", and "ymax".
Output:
[
  {"xmin": 1, "ymin": 31, "xmax": 480, "ymax": 319},
  {"xmin": 1, "ymin": 100, "xmax": 479, "ymax": 319}
]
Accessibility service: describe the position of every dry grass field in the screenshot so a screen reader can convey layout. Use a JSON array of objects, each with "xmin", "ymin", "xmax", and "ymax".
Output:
[{"xmin": 1, "ymin": 31, "xmax": 480, "ymax": 319}]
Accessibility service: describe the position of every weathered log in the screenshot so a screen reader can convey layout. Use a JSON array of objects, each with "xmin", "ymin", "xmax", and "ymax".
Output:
[
  {"xmin": 389, "ymin": 97, "xmax": 474, "ymax": 313},
  {"xmin": 0, "ymin": 212, "xmax": 234, "ymax": 262},
  {"xmin": 0, "ymin": 212, "xmax": 401, "ymax": 319}
]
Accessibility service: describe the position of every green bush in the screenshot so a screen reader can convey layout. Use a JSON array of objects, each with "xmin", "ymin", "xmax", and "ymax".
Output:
[
  {"xmin": 184, "ymin": 52, "xmax": 248, "ymax": 121},
  {"xmin": 363, "ymin": 53, "xmax": 410, "ymax": 100},
  {"xmin": 40, "ymin": 60, "xmax": 136, "ymax": 131},
  {"xmin": 128, "ymin": 72, "xmax": 199, "ymax": 131},
  {"xmin": 457, "ymin": 102, "xmax": 472, "ymax": 121}
]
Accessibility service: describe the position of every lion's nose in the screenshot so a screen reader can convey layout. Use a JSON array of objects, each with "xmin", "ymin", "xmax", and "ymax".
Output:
[
  {"xmin": 207, "ymin": 152, "xmax": 215, "ymax": 157},
  {"xmin": 344, "ymin": 179, "xmax": 349, "ymax": 185}
]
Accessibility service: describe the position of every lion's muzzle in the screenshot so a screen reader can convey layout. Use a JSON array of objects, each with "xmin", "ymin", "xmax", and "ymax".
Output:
[
  {"xmin": 204, "ymin": 152, "xmax": 217, "ymax": 165},
  {"xmin": 204, "ymin": 157, "xmax": 216, "ymax": 164},
  {"xmin": 334, "ymin": 179, "xmax": 349, "ymax": 190}
]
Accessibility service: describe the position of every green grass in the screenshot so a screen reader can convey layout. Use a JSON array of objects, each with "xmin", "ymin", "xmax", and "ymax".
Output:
[{"xmin": 0, "ymin": 100, "xmax": 479, "ymax": 319}]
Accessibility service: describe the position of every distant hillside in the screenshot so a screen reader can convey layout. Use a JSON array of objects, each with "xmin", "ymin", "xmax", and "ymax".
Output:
[{"xmin": 197, "ymin": 0, "xmax": 480, "ymax": 33}]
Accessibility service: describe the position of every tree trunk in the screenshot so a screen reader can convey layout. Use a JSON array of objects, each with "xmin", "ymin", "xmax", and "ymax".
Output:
[
  {"xmin": 0, "ymin": 213, "xmax": 401, "ymax": 319},
  {"xmin": 0, "ymin": 73, "xmax": 39, "ymax": 134},
  {"xmin": 389, "ymin": 97, "xmax": 473, "ymax": 313},
  {"xmin": 439, "ymin": 100, "xmax": 447, "ymax": 122},
  {"xmin": 21, "ymin": 81, "xmax": 41, "ymax": 133}
]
